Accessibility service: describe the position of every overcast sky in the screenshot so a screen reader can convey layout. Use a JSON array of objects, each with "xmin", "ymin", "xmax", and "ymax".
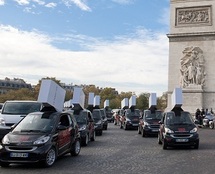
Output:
[{"xmin": 0, "ymin": 0, "xmax": 170, "ymax": 96}]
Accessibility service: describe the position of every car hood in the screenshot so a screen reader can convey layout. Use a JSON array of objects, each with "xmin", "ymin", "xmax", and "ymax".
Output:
[
  {"xmin": 6, "ymin": 132, "xmax": 47, "ymax": 145},
  {"xmin": 167, "ymin": 124, "xmax": 196, "ymax": 132},
  {"xmin": 145, "ymin": 119, "xmax": 160, "ymax": 124}
]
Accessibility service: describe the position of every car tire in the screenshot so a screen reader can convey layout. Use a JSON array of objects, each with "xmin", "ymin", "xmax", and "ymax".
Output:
[
  {"xmin": 194, "ymin": 141, "xmax": 199, "ymax": 149},
  {"xmin": 82, "ymin": 134, "xmax": 89, "ymax": 146},
  {"xmin": 100, "ymin": 130, "xmax": 103, "ymax": 136},
  {"xmin": 90, "ymin": 131, "xmax": 96, "ymax": 141},
  {"xmin": 209, "ymin": 122, "xmax": 214, "ymax": 129},
  {"xmin": 137, "ymin": 126, "xmax": 141, "ymax": 134},
  {"xmin": 71, "ymin": 139, "xmax": 81, "ymax": 156},
  {"xmin": 0, "ymin": 161, "xmax": 10, "ymax": 167},
  {"xmin": 43, "ymin": 147, "xmax": 56, "ymax": 167},
  {"xmin": 162, "ymin": 140, "xmax": 167, "ymax": 150}
]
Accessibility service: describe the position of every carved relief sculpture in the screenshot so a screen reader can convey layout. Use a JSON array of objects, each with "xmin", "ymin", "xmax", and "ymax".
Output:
[
  {"xmin": 180, "ymin": 46, "xmax": 206, "ymax": 88},
  {"xmin": 176, "ymin": 6, "xmax": 211, "ymax": 26}
]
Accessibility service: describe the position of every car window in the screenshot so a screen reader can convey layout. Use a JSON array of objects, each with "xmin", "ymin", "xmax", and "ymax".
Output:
[
  {"xmin": 92, "ymin": 110, "xmax": 101, "ymax": 121},
  {"xmin": 75, "ymin": 111, "xmax": 87, "ymax": 124},
  {"xmin": 145, "ymin": 110, "xmax": 162, "ymax": 120},
  {"xmin": 13, "ymin": 112, "xmax": 57, "ymax": 133},
  {"xmin": 165, "ymin": 111, "xmax": 193, "ymax": 125},
  {"xmin": 60, "ymin": 114, "xmax": 70, "ymax": 127},
  {"xmin": 2, "ymin": 102, "xmax": 41, "ymax": 115}
]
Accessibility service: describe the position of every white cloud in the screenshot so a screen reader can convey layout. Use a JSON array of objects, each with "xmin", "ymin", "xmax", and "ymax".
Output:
[
  {"xmin": 14, "ymin": 0, "xmax": 30, "ymax": 5},
  {"xmin": 0, "ymin": 25, "xmax": 168, "ymax": 96},
  {"xmin": 0, "ymin": 0, "xmax": 4, "ymax": 6},
  {"xmin": 45, "ymin": 2, "xmax": 57, "ymax": 8},
  {"xmin": 32, "ymin": 0, "xmax": 45, "ymax": 5},
  {"xmin": 62, "ymin": 0, "xmax": 91, "ymax": 11}
]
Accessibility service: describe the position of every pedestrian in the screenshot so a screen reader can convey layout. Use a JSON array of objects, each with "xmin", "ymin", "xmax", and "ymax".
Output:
[
  {"xmin": 199, "ymin": 108, "xmax": 205, "ymax": 125},
  {"xmin": 195, "ymin": 108, "xmax": 201, "ymax": 121}
]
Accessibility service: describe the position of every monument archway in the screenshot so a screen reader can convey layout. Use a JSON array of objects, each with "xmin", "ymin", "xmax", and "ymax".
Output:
[{"xmin": 167, "ymin": 0, "xmax": 215, "ymax": 113}]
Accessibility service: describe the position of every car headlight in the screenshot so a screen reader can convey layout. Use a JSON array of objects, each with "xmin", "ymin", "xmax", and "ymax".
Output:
[
  {"xmin": 2, "ymin": 135, "xmax": 10, "ymax": 145},
  {"xmin": 79, "ymin": 125, "xmax": 86, "ymax": 131},
  {"xmin": 165, "ymin": 127, "xmax": 174, "ymax": 134},
  {"xmin": 0, "ymin": 118, "xmax": 5, "ymax": 126},
  {"xmin": 96, "ymin": 120, "xmax": 102, "ymax": 125},
  {"xmin": 190, "ymin": 127, "xmax": 197, "ymax": 133},
  {"xmin": 33, "ymin": 135, "xmax": 50, "ymax": 145}
]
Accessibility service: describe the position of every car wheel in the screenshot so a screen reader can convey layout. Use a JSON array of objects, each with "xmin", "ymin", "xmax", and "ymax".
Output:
[
  {"xmin": 194, "ymin": 141, "xmax": 199, "ymax": 149},
  {"xmin": 43, "ymin": 147, "xmax": 56, "ymax": 167},
  {"xmin": 137, "ymin": 126, "xmax": 141, "ymax": 134},
  {"xmin": 82, "ymin": 134, "xmax": 89, "ymax": 146},
  {"xmin": 209, "ymin": 122, "xmax": 214, "ymax": 129},
  {"xmin": 162, "ymin": 140, "xmax": 167, "ymax": 150},
  {"xmin": 90, "ymin": 131, "xmax": 96, "ymax": 141},
  {"xmin": 100, "ymin": 130, "xmax": 103, "ymax": 136},
  {"xmin": 71, "ymin": 139, "xmax": 81, "ymax": 156},
  {"xmin": 0, "ymin": 161, "xmax": 10, "ymax": 167}
]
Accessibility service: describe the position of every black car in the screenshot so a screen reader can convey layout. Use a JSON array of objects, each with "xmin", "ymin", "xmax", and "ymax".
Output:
[
  {"xmin": 138, "ymin": 109, "xmax": 163, "ymax": 137},
  {"xmin": 106, "ymin": 108, "xmax": 114, "ymax": 122},
  {"xmin": 158, "ymin": 109, "xmax": 199, "ymax": 149},
  {"xmin": 92, "ymin": 109, "xmax": 103, "ymax": 136},
  {"xmin": 0, "ymin": 110, "xmax": 81, "ymax": 167},
  {"xmin": 72, "ymin": 109, "xmax": 95, "ymax": 146},
  {"xmin": 100, "ymin": 108, "xmax": 108, "ymax": 130},
  {"xmin": 121, "ymin": 109, "xmax": 140, "ymax": 130}
]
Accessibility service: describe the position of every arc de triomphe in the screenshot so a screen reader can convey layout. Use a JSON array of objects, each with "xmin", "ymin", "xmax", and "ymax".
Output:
[{"xmin": 167, "ymin": 0, "xmax": 215, "ymax": 113}]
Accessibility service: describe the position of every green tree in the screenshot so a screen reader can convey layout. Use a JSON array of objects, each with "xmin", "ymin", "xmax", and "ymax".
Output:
[{"xmin": 136, "ymin": 93, "xmax": 150, "ymax": 110}]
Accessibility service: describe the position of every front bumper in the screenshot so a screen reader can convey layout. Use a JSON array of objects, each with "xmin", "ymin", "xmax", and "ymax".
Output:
[
  {"xmin": 164, "ymin": 133, "xmax": 199, "ymax": 147},
  {"xmin": 0, "ymin": 143, "xmax": 52, "ymax": 164},
  {"xmin": 143, "ymin": 127, "xmax": 159, "ymax": 135}
]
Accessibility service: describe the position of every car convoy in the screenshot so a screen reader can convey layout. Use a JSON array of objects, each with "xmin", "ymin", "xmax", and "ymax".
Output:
[{"xmin": 0, "ymin": 84, "xmax": 208, "ymax": 168}]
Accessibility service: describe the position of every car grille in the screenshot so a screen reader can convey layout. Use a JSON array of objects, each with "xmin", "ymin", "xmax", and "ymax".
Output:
[
  {"xmin": 150, "ymin": 125, "xmax": 159, "ymax": 129},
  {"xmin": 171, "ymin": 134, "xmax": 193, "ymax": 138},
  {"xmin": 5, "ymin": 146, "xmax": 37, "ymax": 152}
]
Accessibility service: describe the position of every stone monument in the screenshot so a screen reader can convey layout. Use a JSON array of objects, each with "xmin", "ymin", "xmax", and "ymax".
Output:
[{"xmin": 167, "ymin": 0, "xmax": 215, "ymax": 113}]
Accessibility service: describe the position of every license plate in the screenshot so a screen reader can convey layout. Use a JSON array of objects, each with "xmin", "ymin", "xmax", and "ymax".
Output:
[
  {"xmin": 176, "ymin": 139, "xmax": 188, "ymax": 142},
  {"xmin": 10, "ymin": 152, "xmax": 28, "ymax": 158},
  {"xmin": 132, "ymin": 124, "xmax": 138, "ymax": 126},
  {"xmin": 152, "ymin": 129, "xmax": 158, "ymax": 132}
]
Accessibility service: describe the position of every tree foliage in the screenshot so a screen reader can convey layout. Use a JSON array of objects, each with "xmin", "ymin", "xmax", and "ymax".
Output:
[{"xmin": 0, "ymin": 77, "xmax": 167, "ymax": 110}]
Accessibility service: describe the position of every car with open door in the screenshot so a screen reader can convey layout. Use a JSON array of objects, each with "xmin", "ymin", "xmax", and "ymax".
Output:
[{"xmin": 0, "ymin": 108, "xmax": 81, "ymax": 167}]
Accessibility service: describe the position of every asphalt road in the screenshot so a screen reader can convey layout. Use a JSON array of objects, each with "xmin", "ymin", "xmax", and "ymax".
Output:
[{"xmin": 1, "ymin": 123, "xmax": 215, "ymax": 174}]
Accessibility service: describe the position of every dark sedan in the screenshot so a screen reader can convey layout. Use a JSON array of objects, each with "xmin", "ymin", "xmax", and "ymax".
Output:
[{"xmin": 0, "ymin": 110, "xmax": 81, "ymax": 167}]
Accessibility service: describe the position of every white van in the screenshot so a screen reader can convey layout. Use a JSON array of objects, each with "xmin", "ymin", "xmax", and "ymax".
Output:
[{"xmin": 0, "ymin": 100, "xmax": 42, "ymax": 139}]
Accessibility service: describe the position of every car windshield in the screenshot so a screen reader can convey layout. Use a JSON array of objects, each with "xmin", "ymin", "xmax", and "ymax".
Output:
[
  {"xmin": 145, "ymin": 111, "xmax": 162, "ymax": 120},
  {"xmin": 126, "ymin": 109, "xmax": 140, "ymax": 118},
  {"xmin": 2, "ymin": 102, "xmax": 41, "ymax": 115},
  {"xmin": 13, "ymin": 112, "xmax": 57, "ymax": 133},
  {"xmin": 100, "ymin": 109, "xmax": 106, "ymax": 119},
  {"xmin": 74, "ymin": 111, "xmax": 87, "ymax": 124},
  {"xmin": 92, "ymin": 110, "xmax": 101, "ymax": 121},
  {"xmin": 166, "ymin": 112, "xmax": 193, "ymax": 125}
]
